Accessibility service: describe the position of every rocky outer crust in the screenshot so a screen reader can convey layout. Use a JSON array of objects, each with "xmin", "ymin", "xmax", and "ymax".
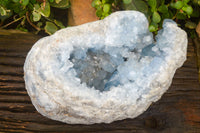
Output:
[{"xmin": 24, "ymin": 11, "xmax": 187, "ymax": 124}]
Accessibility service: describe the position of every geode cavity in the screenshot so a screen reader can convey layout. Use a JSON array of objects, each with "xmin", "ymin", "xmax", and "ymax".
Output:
[{"xmin": 24, "ymin": 11, "xmax": 187, "ymax": 124}]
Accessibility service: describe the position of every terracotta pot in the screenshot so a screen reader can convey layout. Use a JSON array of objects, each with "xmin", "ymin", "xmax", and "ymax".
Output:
[
  {"xmin": 68, "ymin": 0, "xmax": 98, "ymax": 26},
  {"xmin": 196, "ymin": 21, "xmax": 200, "ymax": 38}
]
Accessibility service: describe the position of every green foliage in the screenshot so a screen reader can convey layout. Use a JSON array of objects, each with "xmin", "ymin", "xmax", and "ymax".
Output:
[
  {"xmin": 92, "ymin": 0, "xmax": 200, "ymax": 35},
  {"xmin": 1, "ymin": 0, "xmax": 199, "ymax": 36},
  {"xmin": 92, "ymin": 0, "xmax": 114, "ymax": 19},
  {"xmin": 0, "ymin": 0, "xmax": 70, "ymax": 35},
  {"xmin": 50, "ymin": 0, "xmax": 70, "ymax": 9},
  {"xmin": 123, "ymin": 0, "xmax": 148, "ymax": 15},
  {"xmin": 44, "ymin": 21, "xmax": 58, "ymax": 35}
]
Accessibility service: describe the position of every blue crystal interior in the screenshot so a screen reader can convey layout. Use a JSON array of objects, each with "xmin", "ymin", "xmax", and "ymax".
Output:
[
  {"xmin": 69, "ymin": 42, "xmax": 159, "ymax": 92},
  {"xmin": 69, "ymin": 48, "xmax": 124, "ymax": 92}
]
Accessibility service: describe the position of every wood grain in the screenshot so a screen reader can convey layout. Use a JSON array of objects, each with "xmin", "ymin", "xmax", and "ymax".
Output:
[{"xmin": 0, "ymin": 29, "xmax": 200, "ymax": 133}]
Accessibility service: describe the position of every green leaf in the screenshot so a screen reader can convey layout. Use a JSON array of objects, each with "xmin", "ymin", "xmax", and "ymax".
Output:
[
  {"xmin": 158, "ymin": 5, "xmax": 168, "ymax": 13},
  {"xmin": 182, "ymin": 5, "xmax": 193, "ymax": 15},
  {"xmin": 0, "ymin": 6, "xmax": 7, "ymax": 16},
  {"xmin": 183, "ymin": 0, "xmax": 190, "ymax": 4},
  {"xmin": 37, "ymin": 22, "xmax": 43, "ymax": 27},
  {"xmin": 22, "ymin": 0, "xmax": 29, "ymax": 6},
  {"xmin": 55, "ymin": 0, "xmax": 61, "ymax": 4},
  {"xmin": 123, "ymin": 0, "xmax": 132, "ymax": 4},
  {"xmin": 102, "ymin": 0, "xmax": 108, "ymax": 4},
  {"xmin": 44, "ymin": 22, "xmax": 58, "ymax": 35},
  {"xmin": 49, "ymin": 0, "xmax": 54, "ymax": 2},
  {"xmin": 12, "ymin": 0, "xmax": 20, "ymax": 3},
  {"xmin": 148, "ymin": 0, "xmax": 157, "ymax": 12},
  {"xmin": 40, "ymin": 1, "xmax": 50, "ymax": 17},
  {"xmin": 17, "ymin": 26, "xmax": 28, "ymax": 32},
  {"xmin": 123, "ymin": 0, "xmax": 148, "ymax": 15},
  {"xmin": 27, "ymin": 2, "xmax": 34, "ymax": 10},
  {"xmin": 34, "ymin": 3, "xmax": 40, "ymax": 10},
  {"xmin": 149, "ymin": 22, "xmax": 158, "ymax": 32},
  {"xmin": 33, "ymin": 11, "xmax": 41, "ymax": 21},
  {"xmin": 174, "ymin": 1, "xmax": 184, "ymax": 9},
  {"xmin": 93, "ymin": 0, "xmax": 101, "ymax": 8},
  {"xmin": 103, "ymin": 4, "xmax": 111, "ymax": 13},
  {"xmin": 170, "ymin": 3, "xmax": 175, "ymax": 8},
  {"xmin": 91, "ymin": 0, "xmax": 96, "ymax": 7},
  {"xmin": 54, "ymin": 19, "xmax": 65, "ymax": 28},
  {"xmin": 50, "ymin": 0, "xmax": 70, "ymax": 9},
  {"xmin": 0, "ymin": 10, "xmax": 12, "ymax": 21},
  {"xmin": 96, "ymin": 9, "xmax": 103, "ymax": 17},
  {"xmin": 176, "ymin": 12, "xmax": 187, "ymax": 19},
  {"xmin": 185, "ymin": 21, "xmax": 197, "ymax": 29},
  {"xmin": 152, "ymin": 11, "xmax": 161, "ymax": 23}
]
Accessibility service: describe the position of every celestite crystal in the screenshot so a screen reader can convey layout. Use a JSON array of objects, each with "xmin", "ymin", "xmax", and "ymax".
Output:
[{"xmin": 24, "ymin": 11, "xmax": 187, "ymax": 124}]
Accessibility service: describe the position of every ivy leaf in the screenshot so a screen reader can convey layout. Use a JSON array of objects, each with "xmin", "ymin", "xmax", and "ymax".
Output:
[
  {"xmin": 50, "ymin": 0, "xmax": 70, "ymax": 9},
  {"xmin": 40, "ymin": 1, "xmax": 50, "ymax": 17},
  {"xmin": 158, "ymin": 5, "xmax": 168, "ymax": 13},
  {"xmin": 37, "ymin": 22, "xmax": 43, "ymax": 27},
  {"xmin": 176, "ymin": 12, "xmax": 187, "ymax": 19},
  {"xmin": 149, "ymin": 22, "xmax": 158, "ymax": 32},
  {"xmin": 123, "ymin": 0, "xmax": 132, "ymax": 4},
  {"xmin": 17, "ymin": 26, "xmax": 28, "ymax": 32},
  {"xmin": 123, "ymin": 0, "xmax": 148, "ymax": 15},
  {"xmin": 34, "ymin": 3, "xmax": 40, "ymax": 10},
  {"xmin": 103, "ymin": 4, "xmax": 111, "ymax": 13},
  {"xmin": 0, "ymin": 6, "xmax": 7, "ymax": 16},
  {"xmin": 91, "ymin": 0, "xmax": 96, "ymax": 7},
  {"xmin": 33, "ymin": 11, "xmax": 41, "ymax": 21},
  {"xmin": 55, "ymin": 0, "xmax": 61, "ymax": 4},
  {"xmin": 96, "ymin": 8, "xmax": 103, "ymax": 17},
  {"xmin": 183, "ymin": 0, "xmax": 190, "ymax": 4},
  {"xmin": 54, "ymin": 19, "xmax": 65, "ymax": 28},
  {"xmin": 44, "ymin": 22, "xmax": 58, "ymax": 35},
  {"xmin": 0, "ymin": 9, "xmax": 12, "ymax": 21},
  {"xmin": 148, "ymin": 0, "xmax": 157, "ymax": 12},
  {"xmin": 22, "ymin": 0, "xmax": 29, "ymax": 6},
  {"xmin": 174, "ymin": 1, "xmax": 184, "ymax": 9},
  {"xmin": 182, "ymin": 5, "xmax": 193, "ymax": 15},
  {"xmin": 152, "ymin": 11, "xmax": 161, "ymax": 23},
  {"xmin": 185, "ymin": 21, "xmax": 197, "ymax": 29},
  {"xmin": 12, "ymin": 0, "xmax": 20, "ymax": 3}
]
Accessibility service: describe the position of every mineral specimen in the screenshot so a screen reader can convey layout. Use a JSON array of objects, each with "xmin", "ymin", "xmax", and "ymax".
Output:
[{"xmin": 24, "ymin": 11, "xmax": 187, "ymax": 124}]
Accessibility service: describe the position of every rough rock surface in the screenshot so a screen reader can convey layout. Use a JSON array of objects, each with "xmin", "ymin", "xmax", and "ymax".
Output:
[{"xmin": 24, "ymin": 11, "xmax": 187, "ymax": 124}]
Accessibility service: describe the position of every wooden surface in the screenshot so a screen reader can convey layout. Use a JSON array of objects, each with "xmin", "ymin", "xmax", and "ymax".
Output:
[{"xmin": 0, "ymin": 30, "xmax": 200, "ymax": 133}]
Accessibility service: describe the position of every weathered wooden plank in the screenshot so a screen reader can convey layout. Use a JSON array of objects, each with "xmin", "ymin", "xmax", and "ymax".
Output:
[
  {"xmin": 0, "ymin": 65, "xmax": 23, "ymax": 75},
  {"xmin": 0, "ymin": 75, "xmax": 24, "ymax": 82},
  {"xmin": 0, "ymin": 29, "xmax": 199, "ymax": 133},
  {"xmin": 0, "ymin": 56, "xmax": 25, "ymax": 67},
  {"xmin": 0, "ymin": 95, "xmax": 31, "ymax": 103}
]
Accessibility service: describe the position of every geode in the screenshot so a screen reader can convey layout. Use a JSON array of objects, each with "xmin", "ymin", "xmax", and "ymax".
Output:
[{"xmin": 24, "ymin": 11, "xmax": 187, "ymax": 124}]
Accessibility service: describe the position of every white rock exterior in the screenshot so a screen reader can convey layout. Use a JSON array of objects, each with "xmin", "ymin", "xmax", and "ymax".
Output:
[{"xmin": 24, "ymin": 11, "xmax": 187, "ymax": 124}]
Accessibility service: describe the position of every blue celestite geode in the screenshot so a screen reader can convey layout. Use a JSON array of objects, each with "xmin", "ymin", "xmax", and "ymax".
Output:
[{"xmin": 24, "ymin": 11, "xmax": 187, "ymax": 124}]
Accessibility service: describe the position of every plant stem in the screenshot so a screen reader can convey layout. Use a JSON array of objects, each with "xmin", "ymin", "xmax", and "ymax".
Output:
[
  {"xmin": 26, "ymin": 12, "xmax": 41, "ymax": 31},
  {"xmin": 0, "ymin": 16, "xmax": 25, "ymax": 29}
]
